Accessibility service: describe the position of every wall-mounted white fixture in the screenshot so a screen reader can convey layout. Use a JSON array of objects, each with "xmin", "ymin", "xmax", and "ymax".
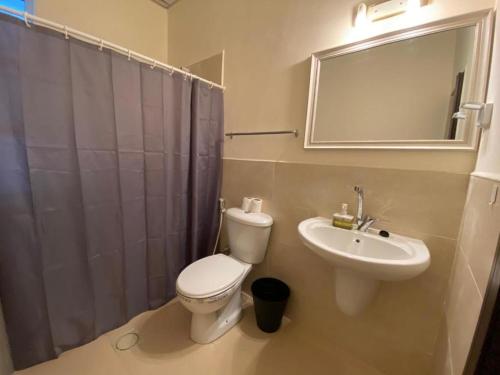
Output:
[
  {"xmin": 354, "ymin": 0, "xmax": 422, "ymax": 26},
  {"xmin": 452, "ymin": 102, "xmax": 494, "ymax": 129},
  {"xmin": 298, "ymin": 217, "xmax": 430, "ymax": 315},
  {"xmin": 368, "ymin": 0, "xmax": 408, "ymax": 21}
]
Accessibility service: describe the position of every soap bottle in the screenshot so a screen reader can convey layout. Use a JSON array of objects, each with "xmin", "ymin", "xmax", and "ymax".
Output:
[{"xmin": 332, "ymin": 203, "xmax": 354, "ymax": 230}]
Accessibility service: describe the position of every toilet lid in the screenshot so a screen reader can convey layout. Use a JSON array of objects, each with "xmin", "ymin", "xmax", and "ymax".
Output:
[
  {"xmin": 176, "ymin": 254, "xmax": 246, "ymax": 298},
  {"xmin": 226, "ymin": 208, "xmax": 273, "ymax": 227}
]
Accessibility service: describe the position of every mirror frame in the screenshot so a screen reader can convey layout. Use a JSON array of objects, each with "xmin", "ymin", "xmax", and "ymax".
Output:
[{"xmin": 304, "ymin": 10, "xmax": 494, "ymax": 150}]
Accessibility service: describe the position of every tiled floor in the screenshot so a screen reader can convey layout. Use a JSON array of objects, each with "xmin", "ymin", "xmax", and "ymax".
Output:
[{"xmin": 16, "ymin": 298, "xmax": 384, "ymax": 375}]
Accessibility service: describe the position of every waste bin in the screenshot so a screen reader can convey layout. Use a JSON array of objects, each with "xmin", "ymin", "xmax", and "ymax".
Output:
[{"xmin": 251, "ymin": 278, "xmax": 290, "ymax": 333}]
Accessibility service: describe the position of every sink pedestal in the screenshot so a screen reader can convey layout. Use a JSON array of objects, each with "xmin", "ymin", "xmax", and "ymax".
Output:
[{"xmin": 335, "ymin": 268, "xmax": 380, "ymax": 316}]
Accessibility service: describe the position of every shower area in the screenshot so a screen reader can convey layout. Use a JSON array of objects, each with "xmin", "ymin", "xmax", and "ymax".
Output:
[{"xmin": 0, "ymin": 12, "xmax": 223, "ymax": 371}]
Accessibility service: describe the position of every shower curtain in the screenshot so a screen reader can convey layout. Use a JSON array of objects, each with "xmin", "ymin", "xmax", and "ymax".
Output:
[{"xmin": 0, "ymin": 16, "xmax": 223, "ymax": 370}]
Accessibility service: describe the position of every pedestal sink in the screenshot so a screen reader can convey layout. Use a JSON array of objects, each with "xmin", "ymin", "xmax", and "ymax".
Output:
[{"xmin": 298, "ymin": 217, "xmax": 430, "ymax": 315}]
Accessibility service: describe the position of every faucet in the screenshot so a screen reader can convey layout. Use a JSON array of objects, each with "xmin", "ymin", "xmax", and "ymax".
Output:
[{"xmin": 353, "ymin": 185, "xmax": 376, "ymax": 232}]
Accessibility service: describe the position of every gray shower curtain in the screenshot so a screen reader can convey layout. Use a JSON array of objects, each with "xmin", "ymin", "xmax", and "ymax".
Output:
[{"xmin": 0, "ymin": 16, "xmax": 223, "ymax": 370}]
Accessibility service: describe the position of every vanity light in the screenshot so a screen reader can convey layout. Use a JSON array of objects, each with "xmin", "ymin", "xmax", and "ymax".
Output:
[
  {"xmin": 354, "ymin": 3, "xmax": 368, "ymax": 28},
  {"xmin": 354, "ymin": 0, "xmax": 422, "ymax": 26},
  {"xmin": 406, "ymin": 0, "xmax": 422, "ymax": 12}
]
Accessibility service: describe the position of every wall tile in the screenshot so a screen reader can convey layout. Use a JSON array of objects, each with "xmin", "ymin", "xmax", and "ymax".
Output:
[
  {"xmin": 431, "ymin": 320, "xmax": 453, "ymax": 375},
  {"xmin": 446, "ymin": 249, "xmax": 483, "ymax": 375},
  {"xmin": 460, "ymin": 176, "xmax": 500, "ymax": 296},
  {"xmin": 432, "ymin": 176, "xmax": 500, "ymax": 374},
  {"xmin": 222, "ymin": 159, "xmax": 275, "ymax": 210},
  {"xmin": 222, "ymin": 159, "xmax": 468, "ymax": 375},
  {"xmin": 272, "ymin": 162, "xmax": 468, "ymax": 239}
]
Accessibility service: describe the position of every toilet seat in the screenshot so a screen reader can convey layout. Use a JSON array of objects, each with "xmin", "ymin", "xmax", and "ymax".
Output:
[{"xmin": 176, "ymin": 254, "xmax": 248, "ymax": 299}]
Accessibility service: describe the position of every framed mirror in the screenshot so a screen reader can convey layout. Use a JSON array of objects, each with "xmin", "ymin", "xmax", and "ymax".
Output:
[{"xmin": 304, "ymin": 10, "xmax": 493, "ymax": 149}]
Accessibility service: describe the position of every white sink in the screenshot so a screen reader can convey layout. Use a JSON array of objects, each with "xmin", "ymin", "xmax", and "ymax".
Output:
[{"xmin": 298, "ymin": 217, "xmax": 430, "ymax": 315}]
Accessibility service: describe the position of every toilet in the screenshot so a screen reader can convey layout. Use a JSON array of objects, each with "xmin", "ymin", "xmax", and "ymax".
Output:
[{"xmin": 176, "ymin": 207, "xmax": 273, "ymax": 344}]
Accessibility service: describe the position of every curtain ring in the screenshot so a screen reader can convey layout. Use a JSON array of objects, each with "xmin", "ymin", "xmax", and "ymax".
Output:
[
  {"xmin": 64, "ymin": 26, "xmax": 69, "ymax": 40},
  {"xmin": 209, "ymin": 83, "xmax": 214, "ymax": 89},
  {"xmin": 150, "ymin": 60, "xmax": 157, "ymax": 70},
  {"xmin": 127, "ymin": 50, "xmax": 132, "ymax": 61},
  {"xmin": 167, "ymin": 67, "xmax": 174, "ymax": 76},
  {"xmin": 183, "ymin": 73, "xmax": 188, "ymax": 81},
  {"xmin": 98, "ymin": 39, "xmax": 104, "ymax": 51},
  {"xmin": 24, "ymin": 12, "xmax": 31, "ymax": 28}
]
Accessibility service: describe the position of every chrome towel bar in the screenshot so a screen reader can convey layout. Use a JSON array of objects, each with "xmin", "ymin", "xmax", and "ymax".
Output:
[{"xmin": 225, "ymin": 129, "xmax": 298, "ymax": 139}]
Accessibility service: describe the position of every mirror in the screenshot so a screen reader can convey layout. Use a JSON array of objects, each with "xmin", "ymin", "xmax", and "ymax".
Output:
[{"xmin": 305, "ymin": 11, "xmax": 492, "ymax": 149}]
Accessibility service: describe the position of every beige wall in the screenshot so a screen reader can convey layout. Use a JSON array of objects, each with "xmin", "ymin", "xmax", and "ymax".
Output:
[
  {"xmin": 221, "ymin": 158, "xmax": 468, "ymax": 375},
  {"xmin": 186, "ymin": 52, "xmax": 224, "ymax": 85},
  {"xmin": 168, "ymin": 0, "xmax": 494, "ymax": 173},
  {"xmin": 35, "ymin": 0, "xmax": 168, "ymax": 62}
]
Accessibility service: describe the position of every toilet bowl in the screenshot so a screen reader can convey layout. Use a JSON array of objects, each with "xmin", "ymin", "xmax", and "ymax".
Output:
[
  {"xmin": 177, "ymin": 254, "xmax": 252, "ymax": 343},
  {"xmin": 176, "ymin": 207, "xmax": 273, "ymax": 344}
]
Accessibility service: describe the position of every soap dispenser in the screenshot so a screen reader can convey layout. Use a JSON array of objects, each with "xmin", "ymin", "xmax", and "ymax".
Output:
[{"xmin": 332, "ymin": 203, "xmax": 354, "ymax": 230}]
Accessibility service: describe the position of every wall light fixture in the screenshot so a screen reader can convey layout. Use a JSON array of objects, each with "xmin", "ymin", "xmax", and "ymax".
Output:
[{"xmin": 354, "ymin": 0, "xmax": 423, "ymax": 27}]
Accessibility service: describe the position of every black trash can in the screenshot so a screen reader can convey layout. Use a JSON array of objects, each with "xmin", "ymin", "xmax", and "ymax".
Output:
[{"xmin": 251, "ymin": 278, "xmax": 290, "ymax": 333}]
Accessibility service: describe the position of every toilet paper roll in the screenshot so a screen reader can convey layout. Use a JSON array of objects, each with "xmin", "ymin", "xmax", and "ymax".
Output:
[
  {"xmin": 250, "ymin": 198, "xmax": 262, "ymax": 213},
  {"xmin": 241, "ymin": 197, "xmax": 253, "ymax": 212}
]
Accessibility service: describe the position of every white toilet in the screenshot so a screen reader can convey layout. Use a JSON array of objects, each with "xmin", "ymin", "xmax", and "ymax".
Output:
[{"xmin": 176, "ymin": 207, "xmax": 273, "ymax": 344}]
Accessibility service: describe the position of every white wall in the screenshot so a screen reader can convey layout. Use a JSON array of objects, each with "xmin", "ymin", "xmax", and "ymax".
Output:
[{"xmin": 475, "ymin": 7, "xmax": 500, "ymax": 178}]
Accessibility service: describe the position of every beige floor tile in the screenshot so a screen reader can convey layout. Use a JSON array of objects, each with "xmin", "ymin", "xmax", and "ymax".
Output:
[
  {"xmin": 112, "ymin": 301, "xmax": 219, "ymax": 375},
  {"xmin": 15, "ymin": 335, "xmax": 129, "ymax": 375},
  {"xmin": 16, "ymin": 299, "xmax": 383, "ymax": 375}
]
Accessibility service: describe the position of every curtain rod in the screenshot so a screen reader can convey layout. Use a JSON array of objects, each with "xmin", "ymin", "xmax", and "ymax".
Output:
[{"xmin": 0, "ymin": 5, "xmax": 226, "ymax": 91}]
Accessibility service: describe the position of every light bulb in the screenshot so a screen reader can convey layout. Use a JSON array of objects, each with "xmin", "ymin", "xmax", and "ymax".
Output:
[
  {"xmin": 354, "ymin": 3, "xmax": 368, "ymax": 28},
  {"xmin": 407, "ymin": 0, "xmax": 421, "ymax": 12}
]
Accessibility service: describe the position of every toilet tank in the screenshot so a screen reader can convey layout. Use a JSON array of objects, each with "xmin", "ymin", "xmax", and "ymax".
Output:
[{"xmin": 225, "ymin": 208, "xmax": 273, "ymax": 264}]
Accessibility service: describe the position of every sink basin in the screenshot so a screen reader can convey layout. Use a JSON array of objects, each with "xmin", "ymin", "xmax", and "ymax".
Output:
[
  {"xmin": 298, "ymin": 217, "xmax": 430, "ymax": 315},
  {"xmin": 298, "ymin": 217, "xmax": 430, "ymax": 281}
]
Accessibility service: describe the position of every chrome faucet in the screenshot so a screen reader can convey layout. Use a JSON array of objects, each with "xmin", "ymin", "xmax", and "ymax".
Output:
[
  {"xmin": 359, "ymin": 216, "xmax": 377, "ymax": 232},
  {"xmin": 354, "ymin": 185, "xmax": 376, "ymax": 232}
]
